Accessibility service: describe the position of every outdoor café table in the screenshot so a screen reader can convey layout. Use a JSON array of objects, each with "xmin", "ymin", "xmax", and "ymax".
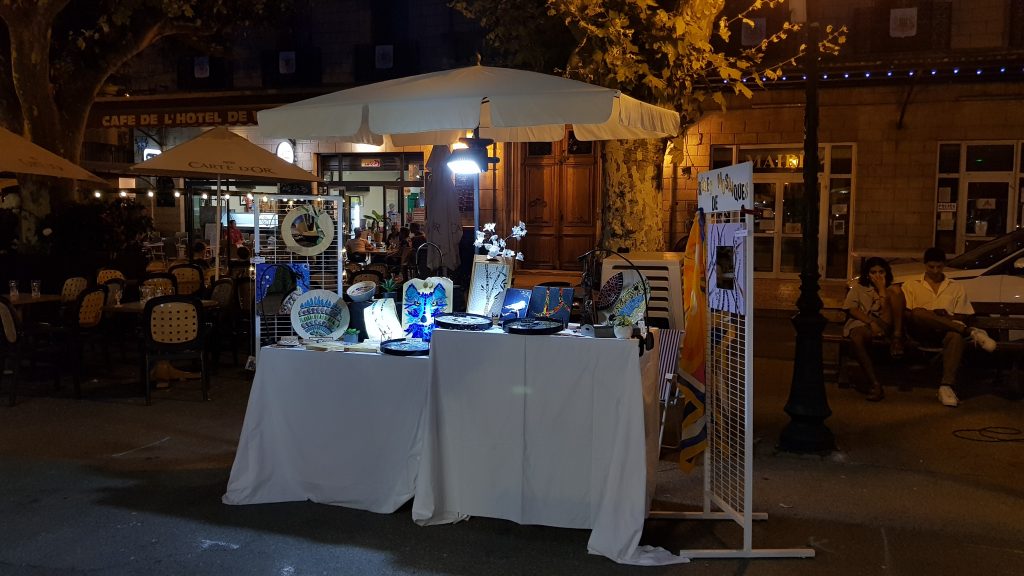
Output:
[
  {"xmin": 412, "ymin": 328, "xmax": 680, "ymax": 565},
  {"xmin": 104, "ymin": 298, "xmax": 219, "ymax": 315},
  {"xmin": 223, "ymin": 345, "xmax": 428, "ymax": 513},
  {"xmin": 5, "ymin": 293, "xmax": 62, "ymax": 323}
]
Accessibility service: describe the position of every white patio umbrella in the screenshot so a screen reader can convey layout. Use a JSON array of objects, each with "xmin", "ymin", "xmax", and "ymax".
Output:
[
  {"xmin": 131, "ymin": 127, "xmax": 318, "ymax": 277},
  {"xmin": 257, "ymin": 64, "xmax": 680, "ymax": 231},
  {"xmin": 257, "ymin": 65, "xmax": 679, "ymax": 147},
  {"xmin": 423, "ymin": 145, "xmax": 462, "ymax": 273},
  {"xmin": 0, "ymin": 126, "xmax": 105, "ymax": 182}
]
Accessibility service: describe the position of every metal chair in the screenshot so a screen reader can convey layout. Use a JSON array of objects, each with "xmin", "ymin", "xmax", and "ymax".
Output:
[
  {"xmin": 349, "ymin": 269, "xmax": 384, "ymax": 289},
  {"xmin": 141, "ymin": 272, "xmax": 178, "ymax": 297},
  {"xmin": 96, "ymin": 268, "xmax": 125, "ymax": 285},
  {"xmin": 168, "ymin": 263, "xmax": 204, "ymax": 297},
  {"xmin": 208, "ymin": 277, "xmax": 239, "ymax": 367},
  {"xmin": 1, "ymin": 296, "xmax": 62, "ymax": 405},
  {"xmin": 140, "ymin": 296, "xmax": 210, "ymax": 405},
  {"xmin": 61, "ymin": 276, "xmax": 88, "ymax": 303}
]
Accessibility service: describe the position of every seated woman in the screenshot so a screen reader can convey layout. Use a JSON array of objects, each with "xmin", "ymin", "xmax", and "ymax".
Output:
[
  {"xmin": 385, "ymin": 227, "xmax": 412, "ymax": 273},
  {"xmin": 843, "ymin": 257, "xmax": 901, "ymax": 401}
]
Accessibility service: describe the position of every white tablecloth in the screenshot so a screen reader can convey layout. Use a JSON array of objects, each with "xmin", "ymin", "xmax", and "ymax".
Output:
[
  {"xmin": 223, "ymin": 346, "xmax": 428, "ymax": 513},
  {"xmin": 412, "ymin": 329, "xmax": 684, "ymax": 565}
]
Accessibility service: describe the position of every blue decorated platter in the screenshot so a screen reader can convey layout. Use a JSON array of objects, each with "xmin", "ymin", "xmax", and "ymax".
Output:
[{"xmin": 289, "ymin": 289, "xmax": 350, "ymax": 339}]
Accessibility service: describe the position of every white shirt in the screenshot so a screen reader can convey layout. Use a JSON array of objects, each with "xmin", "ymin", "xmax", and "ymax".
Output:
[{"xmin": 900, "ymin": 274, "xmax": 974, "ymax": 315}]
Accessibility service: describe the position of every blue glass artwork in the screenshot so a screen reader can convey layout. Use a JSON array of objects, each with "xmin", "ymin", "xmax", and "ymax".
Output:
[
  {"xmin": 527, "ymin": 286, "xmax": 573, "ymax": 326},
  {"xmin": 403, "ymin": 281, "xmax": 450, "ymax": 341},
  {"xmin": 255, "ymin": 263, "xmax": 311, "ymax": 304},
  {"xmin": 499, "ymin": 288, "xmax": 532, "ymax": 320}
]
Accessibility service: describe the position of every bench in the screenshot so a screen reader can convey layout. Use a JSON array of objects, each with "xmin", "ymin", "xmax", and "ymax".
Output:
[
  {"xmin": 824, "ymin": 303, "xmax": 1024, "ymax": 396},
  {"xmin": 822, "ymin": 307, "xmax": 942, "ymax": 392}
]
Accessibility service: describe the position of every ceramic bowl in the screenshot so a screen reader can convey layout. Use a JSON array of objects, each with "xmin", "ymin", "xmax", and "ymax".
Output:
[{"xmin": 346, "ymin": 280, "xmax": 377, "ymax": 302}]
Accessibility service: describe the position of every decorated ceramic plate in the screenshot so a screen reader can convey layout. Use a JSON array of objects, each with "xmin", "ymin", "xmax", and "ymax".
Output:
[
  {"xmin": 595, "ymin": 272, "xmax": 623, "ymax": 310},
  {"xmin": 503, "ymin": 317, "xmax": 565, "ymax": 335},
  {"xmin": 380, "ymin": 338, "xmax": 431, "ymax": 356},
  {"xmin": 434, "ymin": 313, "xmax": 493, "ymax": 331},
  {"xmin": 346, "ymin": 280, "xmax": 377, "ymax": 303},
  {"xmin": 289, "ymin": 289, "xmax": 350, "ymax": 339}
]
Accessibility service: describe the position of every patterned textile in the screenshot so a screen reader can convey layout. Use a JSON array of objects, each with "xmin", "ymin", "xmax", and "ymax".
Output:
[{"xmin": 677, "ymin": 211, "xmax": 707, "ymax": 472}]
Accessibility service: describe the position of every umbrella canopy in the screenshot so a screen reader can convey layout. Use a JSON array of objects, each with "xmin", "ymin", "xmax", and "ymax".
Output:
[
  {"xmin": 257, "ymin": 65, "xmax": 679, "ymax": 146},
  {"xmin": 423, "ymin": 145, "xmax": 462, "ymax": 273},
  {"xmin": 131, "ymin": 127, "xmax": 318, "ymax": 281},
  {"xmin": 130, "ymin": 127, "xmax": 318, "ymax": 183},
  {"xmin": 0, "ymin": 126, "xmax": 105, "ymax": 182}
]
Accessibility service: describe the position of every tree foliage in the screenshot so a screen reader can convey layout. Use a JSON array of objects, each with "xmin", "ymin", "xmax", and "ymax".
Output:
[
  {"xmin": 0, "ymin": 0, "xmax": 288, "ymax": 242},
  {"xmin": 452, "ymin": 0, "xmax": 846, "ymax": 162}
]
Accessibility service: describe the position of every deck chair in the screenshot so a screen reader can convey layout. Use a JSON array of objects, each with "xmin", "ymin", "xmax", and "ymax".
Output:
[{"xmin": 656, "ymin": 328, "xmax": 684, "ymax": 449}]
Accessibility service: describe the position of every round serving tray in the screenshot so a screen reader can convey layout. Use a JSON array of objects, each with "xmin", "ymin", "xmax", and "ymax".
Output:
[
  {"xmin": 434, "ymin": 312, "xmax": 493, "ymax": 331},
  {"xmin": 380, "ymin": 338, "xmax": 431, "ymax": 356},
  {"xmin": 502, "ymin": 317, "xmax": 565, "ymax": 336}
]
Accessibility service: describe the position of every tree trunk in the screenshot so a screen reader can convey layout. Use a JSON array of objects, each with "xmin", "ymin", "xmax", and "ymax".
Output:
[{"xmin": 600, "ymin": 139, "xmax": 667, "ymax": 252}]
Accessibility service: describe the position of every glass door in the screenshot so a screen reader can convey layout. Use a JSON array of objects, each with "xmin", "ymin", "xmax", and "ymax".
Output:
[
  {"xmin": 960, "ymin": 177, "xmax": 1012, "ymax": 252},
  {"xmin": 752, "ymin": 176, "xmax": 813, "ymax": 277}
]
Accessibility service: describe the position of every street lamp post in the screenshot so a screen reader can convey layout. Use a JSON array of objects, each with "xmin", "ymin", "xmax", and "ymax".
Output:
[{"xmin": 778, "ymin": 15, "xmax": 836, "ymax": 454}]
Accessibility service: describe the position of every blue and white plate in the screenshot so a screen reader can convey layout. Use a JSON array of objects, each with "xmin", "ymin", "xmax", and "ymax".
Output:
[{"xmin": 290, "ymin": 289, "xmax": 350, "ymax": 339}]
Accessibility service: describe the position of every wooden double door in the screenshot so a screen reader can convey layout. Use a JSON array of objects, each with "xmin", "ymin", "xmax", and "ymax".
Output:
[{"xmin": 519, "ymin": 133, "xmax": 600, "ymax": 270}]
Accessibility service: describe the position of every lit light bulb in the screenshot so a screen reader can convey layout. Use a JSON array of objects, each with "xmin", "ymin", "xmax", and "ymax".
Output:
[
  {"xmin": 174, "ymin": 191, "xmax": 181, "ymax": 198},
  {"xmin": 147, "ymin": 190, "xmax": 154, "ymax": 198},
  {"xmin": 119, "ymin": 191, "xmax": 128, "ymax": 198},
  {"xmin": 94, "ymin": 191, "xmax": 102, "ymax": 198},
  {"xmin": 201, "ymin": 193, "xmax": 209, "ymax": 200}
]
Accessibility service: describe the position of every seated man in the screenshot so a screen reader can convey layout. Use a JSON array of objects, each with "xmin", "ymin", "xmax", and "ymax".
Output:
[
  {"xmin": 345, "ymin": 227, "xmax": 368, "ymax": 263},
  {"xmin": 892, "ymin": 246, "xmax": 997, "ymax": 407}
]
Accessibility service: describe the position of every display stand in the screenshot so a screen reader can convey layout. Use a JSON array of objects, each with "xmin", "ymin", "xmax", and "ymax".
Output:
[
  {"xmin": 650, "ymin": 162, "xmax": 813, "ymax": 560},
  {"xmin": 253, "ymin": 195, "xmax": 343, "ymax": 364}
]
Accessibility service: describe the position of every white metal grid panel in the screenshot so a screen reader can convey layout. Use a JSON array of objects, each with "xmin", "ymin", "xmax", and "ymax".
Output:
[
  {"xmin": 253, "ymin": 196, "xmax": 342, "ymax": 353},
  {"xmin": 703, "ymin": 210, "xmax": 753, "ymax": 531}
]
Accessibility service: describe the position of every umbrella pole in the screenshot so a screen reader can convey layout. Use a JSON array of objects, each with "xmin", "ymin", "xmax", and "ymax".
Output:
[
  {"xmin": 473, "ymin": 175, "xmax": 479, "ymax": 232},
  {"xmin": 214, "ymin": 174, "xmax": 222, "ymax": 281}
]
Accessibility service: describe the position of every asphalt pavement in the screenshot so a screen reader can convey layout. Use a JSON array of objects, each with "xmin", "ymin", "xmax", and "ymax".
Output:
[{"xmin": 1, "ymin": 312, "xmax": 1022, "ymax": 575}]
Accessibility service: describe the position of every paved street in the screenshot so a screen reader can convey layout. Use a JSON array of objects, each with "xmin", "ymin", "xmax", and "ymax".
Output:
[{"xmin": 1, "ymin": 313, "xmax": 1022, "ymax": 575}]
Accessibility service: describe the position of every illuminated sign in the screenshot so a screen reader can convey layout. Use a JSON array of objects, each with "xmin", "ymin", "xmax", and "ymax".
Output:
[
  {"xmin": 92, "ymin": 109, "xmax": 260, "ymax": 128},
  {"xmin": 360, "ymin": 158, "xmax": 383, "ymax": 168}
]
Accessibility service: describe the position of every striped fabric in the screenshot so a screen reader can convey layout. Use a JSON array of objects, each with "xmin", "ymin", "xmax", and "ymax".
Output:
[{"xmin": 657, "ymin": 329, "xmax": 684, "ymax": 401}]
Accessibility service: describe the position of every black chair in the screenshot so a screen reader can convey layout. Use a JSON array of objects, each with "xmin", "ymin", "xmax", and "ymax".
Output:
[
  {"xmin": 235, "ymin": 277, "xmax": 255, "ymax": 356},
  {"xmin": 0, "ymin": 296, "xmax": 61, "ymax": 406},
  {"xmin": 140, "ymin": 296, "xmax": 210, "ymax": 405},
  {"xmin": 208, "ymin": 277, "xmax": 238, "ymax": 367}
]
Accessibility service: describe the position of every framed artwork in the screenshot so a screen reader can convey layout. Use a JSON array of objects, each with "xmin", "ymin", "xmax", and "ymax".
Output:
[
  {"xmin": 499, "ymin": 288, "xmax": 532, "ymax": 320},
  {"xmin": 527, "ymin": 286, "xmax": 574, "ymax": 326},
  {"xmin": 401, "ymin": 276, "xmax": 454, "ymax": 341},
  {"xmin": 706, "ymin": 222, "xmax": 747, "ymax": 314},
  {"xmin": 466, "ymin": 257, "xmax": 511, "ymax": 316}
]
